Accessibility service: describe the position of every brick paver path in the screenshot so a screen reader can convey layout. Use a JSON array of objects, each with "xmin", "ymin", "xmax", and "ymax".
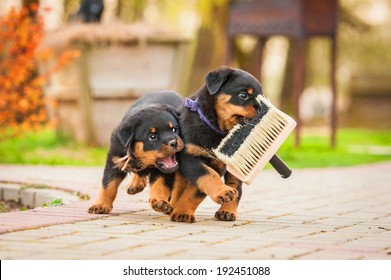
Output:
[{"xmin": 0, "ymin": 162, "xmax": 390, "ymax": 259}]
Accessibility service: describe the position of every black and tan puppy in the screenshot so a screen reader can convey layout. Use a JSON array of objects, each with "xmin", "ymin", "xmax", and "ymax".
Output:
[
  {"xmin": 88, "ymin": 91, "xmax": 184, "ymax": 214},
  {"xmin": 169, "ymin": 67, "xmax": 262, "ymax": 223}
]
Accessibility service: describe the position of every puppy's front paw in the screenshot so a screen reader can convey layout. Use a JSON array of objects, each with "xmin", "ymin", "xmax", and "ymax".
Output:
[
  {"xmin": 215, "ymin": 209, "xmax": 237, "ymax": 221},
  {"xmin": 127, "ymin": 184, "xmax": 145, "ymax": 195},
  {"xmin": 88, "ymin": 204, "xmax": 112, "ymax": 214},
  {"xmin": 126, "ymin": 174, "xmax": 147, "ymax": 195},
  {"xmin": 170, "ymin": 209, "xmax": 196, "ymax": 223},
  {"xmin": 150, "ymin": 198, "xmax": 173, "ymax": 215},
  {"xmin": 213, "ymin": 186, "xmax": 238, "ymax": 205},
  {"xmin": 215, "ymin": 202, "xmax": 238, "ymax": 221}
]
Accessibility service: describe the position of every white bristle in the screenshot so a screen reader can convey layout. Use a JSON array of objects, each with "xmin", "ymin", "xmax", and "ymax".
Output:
[{"xmin": 213, "ymin": 95, "xmax": 296, "ymax": 184}]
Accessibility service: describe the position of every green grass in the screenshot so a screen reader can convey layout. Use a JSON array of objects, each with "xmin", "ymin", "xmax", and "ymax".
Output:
[
  {"xmin": 41, "ymin": 198, "xmax": 64, "ymax": 207},
  {"xmin": 277, "ymin": 129, "xmax": 391, "ymax": 168},
  {"xmin": 0, "ymin": 128, "xmax": 390, "ymax": 168},
  {"xmin": 0, "ymin": 129, "xmax": 107, "ymax": 166}
]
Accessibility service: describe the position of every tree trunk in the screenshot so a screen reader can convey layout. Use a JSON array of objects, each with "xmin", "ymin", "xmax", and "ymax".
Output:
[
  {"xmin": 234, "ymin": 38, "xmax": 266, "ymax": 83},
  {"xmin": 280, "ymin": 38, "xmax": 296, "ymax": 114},
  {"xmin": 187, "ymin": 1, "xmax": 228, "ymax": 94}
]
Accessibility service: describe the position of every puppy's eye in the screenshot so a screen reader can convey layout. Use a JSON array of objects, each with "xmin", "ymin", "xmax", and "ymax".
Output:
[
  {"xmin": 172, "ymin": 127, "xmax": 178, "ymax": 133},
  {"xmin": 238, "ymin": 92, "xmax": 248, "ymax": 100},
  {"xmin": 149, "ymin": 134, "xmax": 157, "ymax": 141}
]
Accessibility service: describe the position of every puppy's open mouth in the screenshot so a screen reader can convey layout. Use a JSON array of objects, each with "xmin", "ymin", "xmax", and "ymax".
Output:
[{"xmin": 157, "ymin": 154, "xmax": 179, "ymax": 174}]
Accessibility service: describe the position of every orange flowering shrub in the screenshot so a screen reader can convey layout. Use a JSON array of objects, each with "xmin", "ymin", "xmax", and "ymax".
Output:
[{"xmin": 0, "ymin": 4, "xmax": 80, "ymax": 132}]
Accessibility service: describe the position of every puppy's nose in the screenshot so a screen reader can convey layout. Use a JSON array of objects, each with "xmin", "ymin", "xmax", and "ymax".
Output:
[{"xmin": 168, "ymin": 139, "xmax": 177, "ymax": 149}]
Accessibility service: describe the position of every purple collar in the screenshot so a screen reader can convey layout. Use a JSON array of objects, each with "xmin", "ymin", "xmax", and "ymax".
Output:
[{"xmin": 185, "ymin": 98, "xmax": 227, "ymax": 136}]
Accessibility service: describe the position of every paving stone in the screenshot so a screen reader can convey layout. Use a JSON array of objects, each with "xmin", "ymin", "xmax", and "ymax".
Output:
[
  {"xmin": 242, "ymin": 244, "xmax": 316, "ymax": 260},
  {"xmin": 342, "ymin": 235, "xmax": 391, "ymax": 249},
  {"xmin": 296, "ymin": 249, "xmax": 365, "ymax": 260},
  {"xmin": 297, "ymin": 231, "xmax": 363, "ymax": 245},
  {"xmin": 0, "ymin": 162, "xmax": 391, "ymax": 259},
  {"xmin": 0, "ymin": 227, "xmax": 77, "ymax": 241}
]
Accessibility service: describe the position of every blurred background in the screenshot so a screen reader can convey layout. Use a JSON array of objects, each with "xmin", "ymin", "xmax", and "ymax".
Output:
[{"xmin": 0, "ymin": 0, "xmax": 390, "ymax": 168}]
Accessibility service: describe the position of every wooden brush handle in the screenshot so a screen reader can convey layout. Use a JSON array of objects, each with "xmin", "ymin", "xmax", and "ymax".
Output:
[{"xmin": 269, "ymin": 154, "xmax": 292, "ymax": 179}]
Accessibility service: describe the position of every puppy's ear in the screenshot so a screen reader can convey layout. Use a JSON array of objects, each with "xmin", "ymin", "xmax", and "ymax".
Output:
[
  {"xmin": 162, "ymin": 104, "xmax": 180, "ymax": 120},
  {"xmin": 205, "ymin": 67, "xmax": 232, "ymax": 95},
  {"xmin": 117, "ymin": 118, "xmax": 139, "ymax": 148},
  {"xmin": 117, "ymin": 128, "xmax": 134, "ymax": 148}
]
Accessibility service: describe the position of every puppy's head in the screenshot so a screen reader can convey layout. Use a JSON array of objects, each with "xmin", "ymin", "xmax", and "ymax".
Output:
[
  {"xmin": 117, "ymin": 104, "xmax": 184, "ymax": 174},
  {"xmin": 205, "ymin": 67, "xmax": 263, "ymax": 131}
]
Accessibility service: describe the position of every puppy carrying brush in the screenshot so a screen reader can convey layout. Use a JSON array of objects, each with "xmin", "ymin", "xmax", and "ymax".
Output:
[{"xmin": 213, "ymin": 95, "xmax": 296, "ymax": 184}]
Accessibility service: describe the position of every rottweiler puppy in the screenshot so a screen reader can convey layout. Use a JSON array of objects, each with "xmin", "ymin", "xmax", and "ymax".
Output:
[
  {"xmin": 169, "ymin": 67, "xmax": 262, "ymax": 223},
  {"xmin": 88, "ymin": 91, "xmax": 184, "ymax": 214}
]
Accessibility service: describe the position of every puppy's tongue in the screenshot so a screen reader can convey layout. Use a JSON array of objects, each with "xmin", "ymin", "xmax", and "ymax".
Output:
[{"xmin": 160, "ymin": 155, "xmax": 177, "ymax": 168}]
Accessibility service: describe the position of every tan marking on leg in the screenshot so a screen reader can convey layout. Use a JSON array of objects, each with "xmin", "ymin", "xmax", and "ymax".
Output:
[
  {"xmin": 196, "ymin": 165, "xmax": 238, "ymax": 205},
  {"xmin": 150, "ymin": 176, "xmax": 172, "ymax": 215},
  {"xmin": 215, "ymin": 172, "xmax": 241, "ymax": 221},
  {"xmin": 170, "ymin": 184, "xmax": 205, "ymax": 223},
  {"xmin": 170, "ymin": 173, "xmax": 188, "ymax": 208},
  {"xmin": 88, "ymin": 177, "xmax": 123, "ymax": 214}
]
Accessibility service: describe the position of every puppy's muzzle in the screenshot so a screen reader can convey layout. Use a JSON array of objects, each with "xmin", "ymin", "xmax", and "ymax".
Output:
[{"xmin": 169, "ymin": 139, "xmax": 178, "ymax": 149}]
